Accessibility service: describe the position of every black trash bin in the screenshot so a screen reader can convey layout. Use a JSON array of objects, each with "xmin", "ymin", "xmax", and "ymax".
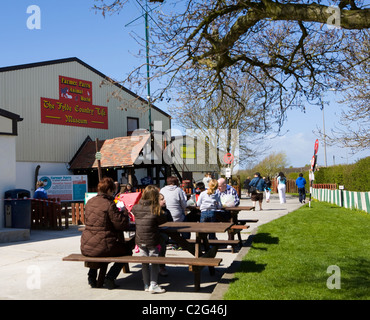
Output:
[{"xmin": 4, "ymin": 189, "xmax": 31, "ymax": 229}]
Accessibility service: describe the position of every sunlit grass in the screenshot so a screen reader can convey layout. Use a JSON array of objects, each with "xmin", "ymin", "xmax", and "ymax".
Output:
[{"xmin": 224, "ymin": 202, "xmax": 370, "ymax": 300}]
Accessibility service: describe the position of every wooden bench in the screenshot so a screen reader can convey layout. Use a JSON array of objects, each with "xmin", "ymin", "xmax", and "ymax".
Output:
[
  {"xmin": 237, "ymin": 219, "xmax": 259, "ymax": 224},
  {"xmin": 62, "ymin": 253, "xmax": 222, "ymax": 292},
  {"xmin": 187, "ymin": 239, "xmax": 240, "ymax": 252},
  {"xmin": 185, "ymin": 225, "xmax": 249, "ymax": 253}
]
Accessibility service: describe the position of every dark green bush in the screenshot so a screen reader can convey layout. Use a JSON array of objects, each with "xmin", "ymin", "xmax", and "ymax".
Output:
[{"xmin": 314, "ymin": 157, "xmax": 370, "ymax": 191}]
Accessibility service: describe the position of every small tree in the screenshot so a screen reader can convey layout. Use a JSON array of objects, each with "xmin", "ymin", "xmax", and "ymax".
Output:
[{"xmin": 252, "ymin": 152, "xmax": 289, "ymax": 178}]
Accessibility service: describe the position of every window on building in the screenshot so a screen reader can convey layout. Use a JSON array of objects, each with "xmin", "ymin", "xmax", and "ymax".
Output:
[{"xmin": 127, "ymin": 117, "xmax": 139, "ymax": 136}]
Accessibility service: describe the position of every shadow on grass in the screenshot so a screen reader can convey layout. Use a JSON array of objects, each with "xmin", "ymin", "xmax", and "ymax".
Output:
[
  {"xmin": 232, "ymin": 233, "xmax": 276, "ymax": 276},
  {"xmin": 248, "ymin": 232, "xmax": 279, "ymax": 251},
  {"xmin": 238, "ymin": 260, "xmax": 267, "ymax": 273},
  {"xmin": 252, "ymin": 232, "xmax": 279, "ymax": 245},
  {"xmin": 340, "ymin": 257, "xmax": 370, "ymax": 299},
  {"xmin": 218, "ymin": 260, "xmax": 267, "ymax": 287}
]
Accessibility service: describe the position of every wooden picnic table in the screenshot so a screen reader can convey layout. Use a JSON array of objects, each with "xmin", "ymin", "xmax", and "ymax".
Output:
[
  {"xmin": 159, "ymin": 221, "xmax": 233, "ymax": 257},
  {"xmin": 186, "ymin": 206, "xmax": 257, "ymax": 244},
  {"xmin": 159, "ymin": 221, "xmax": 233, "ymax": 290},
  {"xmin": 70, "ymin": 221, "xmax": 227, "ymax": 291}
]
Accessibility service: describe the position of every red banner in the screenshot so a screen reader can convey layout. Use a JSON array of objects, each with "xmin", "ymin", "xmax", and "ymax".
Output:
[
  {"xmin": 41, "ymin": 97, "xmax": 108, "ymax": 129},
  {"xmin": 59, "ymin": 76, "xmax": 93, "ymax": 104},
  {"xmin": 40, "ymin": 76, "xmax": 108, "ymax": 129}
]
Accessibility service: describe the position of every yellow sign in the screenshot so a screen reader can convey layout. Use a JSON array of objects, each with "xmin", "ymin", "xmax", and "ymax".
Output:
[{"xmin": 180, "ymin": 145, "xmax": 196, "ymax": 159}]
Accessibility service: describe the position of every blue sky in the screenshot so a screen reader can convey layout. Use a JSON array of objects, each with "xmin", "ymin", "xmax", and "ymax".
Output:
[{"xmin": 1, "ymin": 1, "xmax": 368, "ymax": 168}]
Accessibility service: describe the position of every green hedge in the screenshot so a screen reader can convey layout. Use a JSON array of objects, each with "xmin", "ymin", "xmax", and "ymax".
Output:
[{"xmin": 314, "ymin": 157, "xmax": 370, "ymax": 192}]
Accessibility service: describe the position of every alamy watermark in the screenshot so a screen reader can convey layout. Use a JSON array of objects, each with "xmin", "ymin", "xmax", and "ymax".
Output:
[
  {"xmin": 326, "ymin": 6, "xmax": 341, "ymax": 29},
  {"xmin": 26, "ymin": 265, "xmax": 41, "ymax": 290},
  {"xmin": 327, "ymin": 265, "xmax": 341, "ymax": 289},
  {"xmin": 130, "ymin": 121, "xmax": 240, "ymax": 174},
  {"xmin": 26, "ymin": 5, "xmax": 41, "ymax": 30},
  {"xmin": 25, "ymin": 4, "xmax": 341, "ymax": 31}
]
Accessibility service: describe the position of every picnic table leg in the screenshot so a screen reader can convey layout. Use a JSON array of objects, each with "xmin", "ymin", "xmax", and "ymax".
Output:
[
  {"xmin": 199, "ymin": 233, "xmax": 216, "ymax": 276},
  {"xmin": 168, "ymin": 232, "xmax": 195, "ymax": 255},
  {"xmin": 229, "ymin": 211, "xmax": 243, "ymax": 252},
  {"xmin": 122, "ymin": 263, "xmax": 130, "ymax": 273},
  {"xmin": 189, "ymin": 266, "xmax": 201, "ymax": 292},
  {"xmin": 195, "ymin": 233, "xmax": 201, "ymax": 258}
]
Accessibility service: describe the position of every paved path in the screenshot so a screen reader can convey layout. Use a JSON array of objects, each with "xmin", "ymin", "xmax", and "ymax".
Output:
[{"xmin": 0, "ymin": 193, "xmax": 303, "ymax": 300}]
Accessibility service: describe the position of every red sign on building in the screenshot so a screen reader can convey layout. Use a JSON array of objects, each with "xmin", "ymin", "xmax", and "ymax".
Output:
[{"xmin": 41, "ymin": 76, "xmax": 108, "ymax": 129}]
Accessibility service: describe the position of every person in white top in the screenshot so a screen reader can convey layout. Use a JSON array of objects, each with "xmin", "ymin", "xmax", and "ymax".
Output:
[
  {"xmin": 160, "ymin": 176, "xmax": 187, "ymax": 222},
  {"xmin": 202, "ymin": 172, "xmax": 212, "ymax": 189},
  {"xmin": 277, "ymin": 172, "xmax": 287, "ymax": 204},
  {"xmin": 197, "ymin": 179, "xmax": 222, "ymax": 239}
]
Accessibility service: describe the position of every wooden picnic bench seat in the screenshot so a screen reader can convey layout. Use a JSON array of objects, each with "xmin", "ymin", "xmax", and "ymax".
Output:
[
  {"xmin": 237, "ymin": 219, "xmax": 259, "ymax": 223},
  {"xmin": 187, "ymin": 239, "xmax": 240, "ymax": 252},
  {"xmin": 62, "ymin": 253, "xmax": 222, "ymax": 291},
  {"xmin": 187, "ymin": 239, "xmax": 240, "ymax": 245}
]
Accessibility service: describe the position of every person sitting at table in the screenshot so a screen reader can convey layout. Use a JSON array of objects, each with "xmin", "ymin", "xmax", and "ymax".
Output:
[
  {"xmin": 186, "ymin": 182, "xmax": 205, "ymax": 223},
  {"xmin": 195, "ymin": 181, "xmax": 205, "ymax": 202},
  {"xmin": 215, "ymin": 178, "xmax": 240, "ymax": 222},
  {"xmin": 196, "ymin": 179, "xmax": 222, "ymax": 239},
  {"xmin": 81, "ymin": 177, "xmax": 131, "ymax": 290},
  {"xmin": 160, "ymin": 176, "xmax": 187, "ymax": 222},
  {"xmin": 132, "ymin": 185, "xmax": 167, "ymax": 294},
  {"xmin": 113, "ymin": 181, "xmax": 120, "ymax": 197},
  {"xmin": 158, "ymin": 192, "xmax": 173, "ymax": 276}
]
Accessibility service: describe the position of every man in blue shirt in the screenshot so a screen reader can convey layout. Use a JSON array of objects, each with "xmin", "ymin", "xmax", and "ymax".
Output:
[
  {"xmin": 216, "ymin": 178, "xmax": 241, "ymax": 241},
  {"xmin": 216, "ymin": 178, "xmax": 240, "ymax": 207},
  {"xmin": 215, "ymin": 178, "xmax": 240, "ymax": 222},
  {"xmin": 295, "ymin": 173, "xmax": 307, "ymax": 203}
]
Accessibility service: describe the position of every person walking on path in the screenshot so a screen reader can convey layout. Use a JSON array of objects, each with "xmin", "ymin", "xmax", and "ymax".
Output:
[
  {"xmin": 277, "ymin": 172, "xmax": 287, "ymax": 204},
  {"xmin": 295, "ymin": 173, "xmax": 307, "ymax": 203},
  {"xmin": 243, "ymin": 177, "xmax": 251, "ymax": 198},
  {"xmin": 249, "ymin": 172, "xmax": 266, "ymax": 210},
  {"xmin": 264, "ymin": 176, "xmax": 272, "ymax": 203}
]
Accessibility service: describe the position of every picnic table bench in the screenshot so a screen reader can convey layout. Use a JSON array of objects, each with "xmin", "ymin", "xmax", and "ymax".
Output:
[
  {"xmin": 62, "ymin": 253, "xmax": 222, "ymax": 291},
  {"xmin": 64, "ymin": 222, "xmax": 232, "ymax": 291}
]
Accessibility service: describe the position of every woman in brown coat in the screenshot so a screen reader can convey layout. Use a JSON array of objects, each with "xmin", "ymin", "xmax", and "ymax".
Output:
[{"xmin": 81, "ymin": 177, "xmax": 130, "ymax": 289}]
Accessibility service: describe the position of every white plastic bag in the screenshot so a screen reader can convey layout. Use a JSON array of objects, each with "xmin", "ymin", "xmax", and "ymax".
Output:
[{"xmin": 221, "ymin": 194, "xmax": 235, "ymax": 207}]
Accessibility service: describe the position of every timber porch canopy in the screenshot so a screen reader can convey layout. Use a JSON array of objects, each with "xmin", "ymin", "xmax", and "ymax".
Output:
[{"xmin": 69, "ymin": 134, "xmax": 171, "ymax": 187}]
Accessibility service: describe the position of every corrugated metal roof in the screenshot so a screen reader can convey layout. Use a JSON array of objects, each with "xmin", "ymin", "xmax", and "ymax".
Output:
[{"xmin": 0, "ymin": 57, "xmax": 170, "ymax": 118}]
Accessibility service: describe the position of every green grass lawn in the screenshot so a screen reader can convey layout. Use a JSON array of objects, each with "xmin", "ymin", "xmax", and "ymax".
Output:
[{"xmin": 224, "ymin": 201, "xmax": 370, "ymax": 300}]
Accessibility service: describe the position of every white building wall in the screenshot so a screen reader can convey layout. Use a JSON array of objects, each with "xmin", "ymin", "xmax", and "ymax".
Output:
[
  {"xmin": 0, "ymin": 58, "xmax": 171, "ymax": 195},
  {"xmin": 0, "ymin": 59, "xmax": 171, "ymax": 163},
  {"xmin": 15, "ymin": 162, "xmax": 71, "ymax": 196},
  {"xmin": 0, "ymin": 135, "xmax": 17, "ymax": 228}
]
